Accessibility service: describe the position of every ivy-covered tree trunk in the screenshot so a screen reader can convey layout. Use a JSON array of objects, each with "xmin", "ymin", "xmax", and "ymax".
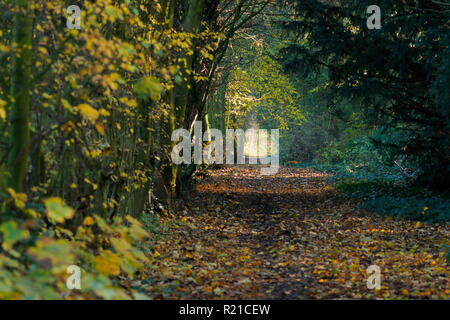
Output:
[
  {"xmin": 7, "ymin": 0, "xmax": 34, "ymax": 192},
  {"xmin": 157, "ymin": 0, "xmax": 206, "ymax": 209},
  {"xmin": 156, "ymin": 0, "xmax": 177, "ymax": 209},
  {"xmin": 173, "ymin": 0, "xmax": 205, "ymax": 128}
]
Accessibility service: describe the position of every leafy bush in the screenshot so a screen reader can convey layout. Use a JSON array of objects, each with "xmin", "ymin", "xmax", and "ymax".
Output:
[
  {"xmin": 361, "ymin": 195, "xmax": 450, "ymax": 223},
  {"xmin": 314, "ymin": 134, "xmax": 450, "ymax": 222},
  {"xmin": 0, "ymin": 189, "xmax": 151, "ymax": 299},
  {"xmin": 331, "ymin": 174, "xmax": 450, "ymax": 223},
  {"xmin": 282, "ymin": 0, "xmax": 450, "ymax": 190},
  {"xmin": 317, "ymin": 127, "xmax": 387, "ymax": 170}
]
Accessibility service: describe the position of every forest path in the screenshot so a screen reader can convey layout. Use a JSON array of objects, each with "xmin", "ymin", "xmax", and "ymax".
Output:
[{"xmin": 142, "ymin": 167, "xmax": 449, "ymax": 299}]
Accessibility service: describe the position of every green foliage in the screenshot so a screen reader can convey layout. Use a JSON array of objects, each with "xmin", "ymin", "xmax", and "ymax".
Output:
[
  {"xmin": 282, "ymin": 0, "xmax": 450, "ymax": 190},
  {"xmin": 43, "ymin": 197, "xmax": 75, "ymax": 224},
  {"xmin": 361, "ymin": 195, "xmax": 450, "ymax": 223},
  {"xmin": 318, "ymin": 128, "xmax": 384, "ymax": 168},
  {"xmin": 281, "ymin": 120, "xmax": 328, "ymax": 163},
  {"xmin": 330, "ymin": 171, "xmax": 450, "ymax": 223},
  {"xmin": 0, "ymin": 192, "xmax": 151, "ymax": 300},
  {"xmin": 312, "ymin": 124, "xmax": 450, "ymax": 222},
  {"xmin": 134, "ymin": 76, "xmax": 163, "ymax": 100},
  {"xmin": 0, "ymin": 221, "xmax": 30, "ymax": 250},
  {"xmin": 442, "ymin": 244, "xmax": 450, "ymax": 262},
  {"xmin": 226, "ymin": 55, "xmax": 303, "ymax": 130}
]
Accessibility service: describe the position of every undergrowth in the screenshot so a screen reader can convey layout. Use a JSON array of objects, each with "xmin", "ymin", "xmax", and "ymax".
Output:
[{"xmin": 321, "ymin": 165, "xmax": 450, "ymax": 223}]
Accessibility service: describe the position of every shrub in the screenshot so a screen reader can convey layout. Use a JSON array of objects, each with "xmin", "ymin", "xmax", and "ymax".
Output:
[
  {"xmin": 0, "ymin": 189, "xmax": 151, "ymax": 299},
  {"xmin": 332, "ymin": 176, "xmax": 450, "ymax": 223}
]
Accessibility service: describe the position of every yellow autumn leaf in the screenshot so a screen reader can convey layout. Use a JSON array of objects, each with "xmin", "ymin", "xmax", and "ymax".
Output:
[
  {"xmin": 83, "ymin": 216, "xmax": 95, "ymax": 226},
  {"xmin": 95, "ymin": 123, "xmax": 105, "ymax": 135},
  {"xmin": 77, "ymin": 104, "xmax": 99, "ymax": 124},
  {"xmin": 0, "ymin": 99, "xmax": 7, "ymax": 120},
  {"xmin": 99, "ymin": 108, "xmax": 110, "ymax": 116},
  {"xmin": 7, "ymin": 188, "xmax": 27, "ymax": 209},
  {"xmin": 38, "ymin": 46, "xmax": 48, "ymax": 55},
  {"xmin": 94, "ymin": 250, "xmax": 121, "ymax": 276},
  {"xmin": 43, "ymin": 197, "xmax": 75, "ymax": 223},
  {"xmin": 119, "ymin": 97, "xmax": 138, "ymax": 108}
]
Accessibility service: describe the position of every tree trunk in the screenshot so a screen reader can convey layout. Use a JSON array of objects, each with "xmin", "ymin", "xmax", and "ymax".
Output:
[{"xmin": 7, "ymin": 0, "xmax": 34, "ymax": 192}]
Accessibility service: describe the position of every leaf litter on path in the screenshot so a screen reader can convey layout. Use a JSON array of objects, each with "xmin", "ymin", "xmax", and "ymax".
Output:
[{"xmin": 140, "ymin": 167, "xmax": 449, "ymax": 299}]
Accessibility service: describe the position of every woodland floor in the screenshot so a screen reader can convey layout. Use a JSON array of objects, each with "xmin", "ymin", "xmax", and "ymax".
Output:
[{"xmin": 140, "ymin": 167, "xmax": 449, "ymax": 299}]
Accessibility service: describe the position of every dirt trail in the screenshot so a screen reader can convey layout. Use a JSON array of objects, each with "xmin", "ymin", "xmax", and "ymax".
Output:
[{"xmin": 142, "ymin": 167, "xmax": 449, "ymax": 299}]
